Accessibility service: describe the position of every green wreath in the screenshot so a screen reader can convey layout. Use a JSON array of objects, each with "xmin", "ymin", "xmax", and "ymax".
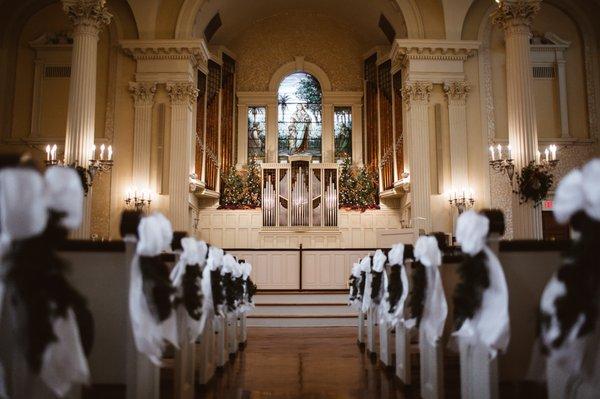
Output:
[{"xmin": 514, "ymin": 161, "xmax": 553, "ymax": 206}]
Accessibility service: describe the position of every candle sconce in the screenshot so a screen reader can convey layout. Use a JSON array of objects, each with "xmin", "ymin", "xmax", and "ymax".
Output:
[
  {"xmin": 448, "ymin": 189, "xmax": 475, "ymax": 215},
  {"xmin": 88, "ymin": 144, "xmax": 114, "ymax": 178},
  {"xmin": 489, "ymin": 143, "xmax": 558, "ymax": 183},
  {"xmin": 124, "ymin": 187, "xmax": 153, "ymax": 213}
]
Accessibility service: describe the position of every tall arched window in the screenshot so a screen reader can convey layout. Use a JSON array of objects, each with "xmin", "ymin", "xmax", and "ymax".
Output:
[{"xmin": 277, "ymin": 72, "xmax": 322, "ymax": 162}]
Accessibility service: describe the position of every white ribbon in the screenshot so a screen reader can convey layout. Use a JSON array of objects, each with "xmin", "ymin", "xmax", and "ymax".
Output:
[
  {"xmin": 242, "ymin": 262, "xmax": 252, "ymax": 281},
  {"xmin": 456, "ymin": 210, "xmax": 489, "ymax": 256},
  {"xmin": 553, "ymin": 169, "xmax": 585, "ymax": 224},
  {"xmin": 582, "ymin": 159, "xmax": 600, "ymax": 221},
  {"xmin": 360, "ymin": 256, "xmax": 373, "ymax": 314},
  {"xmin": 414, "ymin": 236, "xmax": 447, "ymax": 346},
  {"xmin": 129, "ymin": 213, "xmax": 177, "ymax": 364},
  {"xmin": 40, "ymin": 308, "xmax": 90, "ymax": 397},
  {"xmin": 207, "ymin": 246, "xmax": 224, "ymax": 272},
  {"xmin": 349, "ymin": 262, "xmax": 362, "ymax": 309},
  {"xmin": 239, "ymin": 262, "xmax": 255, "ymax": 313},
  {"xmin": 44, "ymin": 167, "xmax": 83, "ymax": 230}
]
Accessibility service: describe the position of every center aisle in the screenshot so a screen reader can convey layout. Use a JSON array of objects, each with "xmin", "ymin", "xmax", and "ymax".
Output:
[{"xmin": 187, "ymin": 327, "xmax": 458, "ymax": 399}]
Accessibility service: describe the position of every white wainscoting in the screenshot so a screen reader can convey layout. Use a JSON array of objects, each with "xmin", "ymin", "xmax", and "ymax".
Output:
[
  {"xmin": 193, "ymin": 208, "xmax": 417, "ymax": 249},
  {"xmin": 302, "ymin": 249, "xmax": 372, "ymax": 289},
  {"xmin": 226, "ymin": 250, "xmax": 300, "ymax": 289}
]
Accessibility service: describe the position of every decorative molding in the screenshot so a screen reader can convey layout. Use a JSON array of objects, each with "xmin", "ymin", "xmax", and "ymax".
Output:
[
  {"xmin": 490, "ymin": 0, "xmax": 541, "ymax": 30},
  {"xmin": 402, "ymin": 81, "xmax": 433, "ymax": 106},
  {"xmin": 120, "ymin": 39, "xmax": 210, "ymax": 68},
  {"xmin": 166, "ymin": 82, "xmax": 199, "ymax": 106},
  {"xmin": 62, "ymin": 0, "xmax": 112, "ymax": 30},
  {"xmin": 391, "ymin": 39, "xmax": 480, "ymax": 64},
  {"xmin": 268, "ymin": 56, "xmax": 332, "ymax": 92},
  {"xmin": 128, "ymin": 81, "xmax": 157, "ymax": 106},
  {"xmin": 443, "ymin": 80, "xmax": 471, "ymax": 103}
]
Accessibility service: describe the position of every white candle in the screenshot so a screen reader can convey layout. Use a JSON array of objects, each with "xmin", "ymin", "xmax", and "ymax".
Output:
[
  {"xmin": 100, "ymin": 144, "xmax": 105, "ymax": 160},
  {"xmin": 91, "ymin": 144, "xmax": 96, "ymax": 160},
  {"xmin": 544, "ymin": 148, "xmax": 549, "ymax": 162},
  {"xmin": 497, "ymin": 144, "xmax": 502, "ymax": 160},
  {"xmin": 108, "ymin": 145, "xmax": 113, "ymax": 161},
  {"xmin": 507, "ymin": 145, "xmax": 512, "ymax": 160},
  {"xmin": 550, "ymin": 145, "xmax": 557, "ymax": 161},
  {"xmin": 536, "ymin": 150, "xmax": 541, "ymax": 164},
  {"xmin": 51, "ymin": 144, "xmax": 57, "ymax": 161},
  {"xmin": 489, "ymin": 146, "xmax": 495, "ymax": 161},
  {"xmin": 46, "ymin": 145, "xmax": 51, "ymax": 161}
]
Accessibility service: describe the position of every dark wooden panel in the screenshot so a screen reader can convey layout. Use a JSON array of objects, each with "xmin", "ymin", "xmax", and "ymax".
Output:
[
  {"xmin": 205, "ymin": 60, "xmax": 221, "ymax": 190},
  {"xmin": 195, "ymin": 71, "xmax": 206, "ymax": 178},
  {"xmin": 220, "ymin": 54, "xmax": 236, "ymax": 173},
  {"xmin": 378, "ymin": 60, "xmax": 393, "ymax": 190},
  {"xmin": 393, "ymin": 70, "xmax": 404, "ymax": 178},
  {"xmin": 364, "ymin": 54, "xmax": 378, "ymax": 174}
]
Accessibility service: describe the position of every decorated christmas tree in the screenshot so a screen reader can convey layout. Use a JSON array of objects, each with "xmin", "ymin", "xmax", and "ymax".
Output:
[
  {"xmin": 244, "ymin": 156, "xmax": 261, "ymax": 208},
  {"xmin": 338, "ymin": 158, "xmax": 379, "ymax": 211},
  {"xmin": 338, "ymin": 157, "xmax": 354, "ymax": 206},
  {"xmin": 219, "ymin": 166, "xmax": 244, "ymax": 208}
]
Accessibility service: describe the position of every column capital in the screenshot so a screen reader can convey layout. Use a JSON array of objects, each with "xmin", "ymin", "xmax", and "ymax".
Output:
[
  {"xmin": 402, "ymin": 81, "xmax": 433, "ymax": 106},
  {"xmin": 62, "ymin": 0, "xmax": 112, "ymax": 32},
  {"xmin": 166, "ymin": 82, "xmax": 199, "ymax": 106},
  {"xmin": 443, "ymin": 80, "xmax": 471, "ymax": 103},
  {"xmin": 129, "ymin": 82, "xmax": 157, "ymax": 106},
  {"xmin": 490, "ymin": 0, "xmax": 541, "ymax": 30}
]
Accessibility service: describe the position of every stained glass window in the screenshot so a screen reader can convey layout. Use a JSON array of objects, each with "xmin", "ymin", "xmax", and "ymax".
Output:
[
  {"xmin": 247, "ymin": 106, "xmax": 266, "ymax": 161},
  {"xmin": 278, "ymin": 72, "xmax": 322, "ymax": 162},
  {"xmin": 334, "ymin": 106, "xmax": 352, "ymax": 160}
]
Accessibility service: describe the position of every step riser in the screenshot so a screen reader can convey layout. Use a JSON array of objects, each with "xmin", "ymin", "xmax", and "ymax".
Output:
[
  {"xmin": 254, "ymin": 294, "xmax": 349, "ymax": 304},
  {"xmin": 252, "ymin": 305, "xmax": 356, "ymax": 316},
  {"xmin": 247, "ymin": 318, "xmax": 357, "ymax": 327}
]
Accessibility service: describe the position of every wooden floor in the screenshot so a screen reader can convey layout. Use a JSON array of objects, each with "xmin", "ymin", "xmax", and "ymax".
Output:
[{"xmin": 187, "ymin": 327, "xmax": 459, "ymax": 399}]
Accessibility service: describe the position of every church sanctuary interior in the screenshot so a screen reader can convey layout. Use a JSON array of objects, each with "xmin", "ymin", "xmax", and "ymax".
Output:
[{"xmin": 1, "ymin": 0, "xmax": 600, "ymax": 398}]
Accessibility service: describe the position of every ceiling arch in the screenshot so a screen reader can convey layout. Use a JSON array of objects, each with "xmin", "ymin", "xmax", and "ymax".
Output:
[{"xmin": 174, "ymin": 0, "xmax": 425, "ymax": 43}]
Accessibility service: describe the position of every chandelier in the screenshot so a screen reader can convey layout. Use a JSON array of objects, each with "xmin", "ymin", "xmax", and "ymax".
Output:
[{"xmin": 124, "ymin": 187, "xmax": 153, "ymax": 212}]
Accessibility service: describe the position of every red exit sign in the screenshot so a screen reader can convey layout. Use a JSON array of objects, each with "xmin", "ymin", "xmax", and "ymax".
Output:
[{"xmin": 542, "ymin": 200, "xmax": 553, "ymax": 210}]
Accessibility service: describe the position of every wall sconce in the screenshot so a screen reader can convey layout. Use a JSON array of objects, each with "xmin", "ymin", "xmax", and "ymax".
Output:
[
  {"xmin": 124, "ymin": 187, "xmax": 153, "ymax": 212},
  {"xmin": 448, "ymin": 188, "xmax": 475, "ymax": 215},
  {"xmin": 45, "ymin": 143, "xmax": 115, "ymax": 190},
  {"xmin": 489, "ymin": 143, "xmax": 558, "ymax": 183}
]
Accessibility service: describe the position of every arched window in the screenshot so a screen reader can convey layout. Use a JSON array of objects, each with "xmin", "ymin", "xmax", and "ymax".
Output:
[{"xmin": 277, "ymin": 72, "xmax": 322, "ymax": 162}]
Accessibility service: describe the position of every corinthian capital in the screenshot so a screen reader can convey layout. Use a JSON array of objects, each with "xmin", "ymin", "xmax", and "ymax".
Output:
[
  {"xmin": 402, "ymin": 81, "xmax": 433, "ymax": 105},
  {"xmin": 490, "ymin": 0, "xmax": 541, "ymax": 30},
  {"xmin": 444, "ymin": 81, "xmax": 471, "ymax": 103},
  {"xmin": 166, "ymin": 82, "xmax": 199, "ymax": 106},
  {"xmin": 129, "ymin": 82, "xmax": 157, "ymax": 106},
  {"xmin": 63, "ymin": 0, "xmax": 112, "ymax": 31}
]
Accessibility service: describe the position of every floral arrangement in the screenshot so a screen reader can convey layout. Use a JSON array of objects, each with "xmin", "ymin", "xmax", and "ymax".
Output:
[{"xmin": 514, "ymin": 161, "xmax": 553, "ymax": 206}]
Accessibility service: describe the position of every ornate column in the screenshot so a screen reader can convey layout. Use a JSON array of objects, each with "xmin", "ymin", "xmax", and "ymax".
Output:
[
  {"xmin": 444, "ymin": 81, "xmax": 471, "ymax": 191},
  {"xmin": 402, "ymin": 81, "xmax": 433, "ymax": 233},
  {"xmin": 492, "ymin": 0, "xmax": 543, "ymax": 239},
  {"xmin": 129, "ymin": 82, "xmax": 157, "ymax": 188},
  {"xmin": 166, "ymin": 82, "xmax": 198, "ymax": 231},
  {"xmin": 62, "ymin": 0, "xmax": 111, "ymax": 238}
]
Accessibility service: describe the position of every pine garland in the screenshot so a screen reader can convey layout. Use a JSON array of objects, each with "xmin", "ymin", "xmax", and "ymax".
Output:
[{"xmin": 452, "ymin": 251, "xmax": 490, "ymax": 330}]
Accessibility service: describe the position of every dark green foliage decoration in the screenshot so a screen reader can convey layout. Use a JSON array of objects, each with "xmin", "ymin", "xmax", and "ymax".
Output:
[
  {"xmin": 514, "ymin": 161, "xmax": 554, "ymax": 206},
  {"xmin": 338, "ymin": 157, "xmax": 379, "ymax": 211},
  {"xmin": 219, "ymin": 160, "xmax": 262, "ymax": 209},
  {"xmin": 243, "ymin": 157, "xmax": 261, "ymax": 208}
]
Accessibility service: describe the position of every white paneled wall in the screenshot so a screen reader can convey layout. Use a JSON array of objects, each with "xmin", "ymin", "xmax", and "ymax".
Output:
[
  {"xmin": 227, "ymin": 250, "xmax": 300, "ymax": 289},
  {"xmin": 193, "ymin": 208, "xmax": 417, "ymax": 249}
]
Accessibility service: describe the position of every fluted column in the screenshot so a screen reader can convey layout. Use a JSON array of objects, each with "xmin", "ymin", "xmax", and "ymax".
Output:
[
  {"xmin": 166, "ymin": 82, "xmax": 198, "ymax": 231},
  {"xmin": 402, "ymin": 81, "xmax": 433, "ymax": 233},
  {"xmin": 62, "ymin": 0, "xmax": 111, "ymax": 238},
  {"xmin": 129, "ymin": 82, "xmax": 157, "ymax": 188},
  {"xmin": 444, "ymin": 81, "xmax": 471, "ymax": 191},
  {"xmin": 492, "ymin": 0, "xmax": 543, "ymax": 239}
]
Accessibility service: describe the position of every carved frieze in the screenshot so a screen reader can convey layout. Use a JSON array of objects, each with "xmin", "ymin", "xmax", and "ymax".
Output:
[
  {"xmin": 166, "ymin": 82, "xmax": 199, "ymax": 106},
  {"xmin": 62, "ymin": 0, "xmax": 112, "ymax": 31},
  {"xmin": 490, "ymin": 0, "xmax": 541, "ymax": 30},
  {"xmin": 401, "ymin": 81, "xmax": 433, "ymax": 106},
  {"xmin": 128, "ymin": 82, "xmax": 157, "ymax": 106}
]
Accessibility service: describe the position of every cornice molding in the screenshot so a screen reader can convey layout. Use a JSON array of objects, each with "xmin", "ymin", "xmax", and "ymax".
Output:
[
  {"xmin": 391, "ymin": 39, "xmax": 480, "ymax": 64},
  {"xmin": 120, "ymin": 39, "xmax": 210, "ymax": 68}
]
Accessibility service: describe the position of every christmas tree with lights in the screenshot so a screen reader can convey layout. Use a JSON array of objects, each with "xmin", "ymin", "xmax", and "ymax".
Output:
[{"xmin": 244, "ymin": 156, "xmax": 261, "ymax": 208}]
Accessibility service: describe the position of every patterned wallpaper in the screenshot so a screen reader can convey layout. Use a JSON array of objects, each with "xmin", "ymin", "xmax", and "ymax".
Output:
[{"xmin": 230, "ymin": 10, "xmax": 365, "ymax": 92}]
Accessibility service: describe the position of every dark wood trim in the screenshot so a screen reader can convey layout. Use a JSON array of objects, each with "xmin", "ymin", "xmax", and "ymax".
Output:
[
  {"xmin": 499, "ymin": 240, "xmax": 570, "ymax": 252},
  {"xmin": 58, "ymin": 240, "xmax": 126, "ymax": 252},
  {"xmin": 442, "ymin": 255, "xmax": 464, "ymax": 264}
]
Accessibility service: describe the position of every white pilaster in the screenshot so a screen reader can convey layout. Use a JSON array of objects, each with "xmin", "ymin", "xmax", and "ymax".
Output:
[
  {"xmin": 62, "ymin": 0, "xmax": 111, "ymax": 239},
  {"xmin": 403, "ymin": 81, "xmax": 433, "ymax": 233},
  {"xmin": 166, "ymin": 82, "xmax": 198, "ymax": 231},
  {"xmin": 129, "ymin": 82, "xmax": 156, "ymax": 188},
  {"xmin": 492, "ymin": 0, "xmax": 543, "ymax": 239},
  {"xmin": 444, "ymin": 80, "xmax": 471, "ymax": 191}
]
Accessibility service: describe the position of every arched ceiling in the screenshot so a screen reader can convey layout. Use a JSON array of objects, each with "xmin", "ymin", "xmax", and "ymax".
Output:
[{"xmin": 190, "ymin": 0, "xmax": 408, "ymax": 48}]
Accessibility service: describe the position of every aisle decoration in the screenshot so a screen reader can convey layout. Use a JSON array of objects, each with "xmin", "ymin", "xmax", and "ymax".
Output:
[
  {"xmin": 514, "ymin": 161, "xmax": 553, "ymax": 206},
  {"xmin": 360, "ymin": 255, "xmax": 373, "ymax": 314},
  {"xmin": 129, "ymin": 213, "xmax": 177, "ymax": 365},
  {"xmin": 221, "ymin": 254, "xmax": 244, "ymax": 314},
  {"xmin": 206, "ymin": 246, "xmax": 225, "ymax": 315},
  {"xmin": 0, "ymin": 166, "xmax": 93, "ymax": 397},
  {"xmin": 538, "ymin": 159, "xmax": 600, "ymax": 382},
  {"xmin": 407, "ymin": 236, "xmax": 447, "ymax": 345},
  {"xmin": 370, "ymin": 250, "xmax": 386, "ymax": 307},
  {"xmin": 379, "ymin": 243, "xmax": 409, "ymax": 326},
  {"xmin": 240, "ymin": 261, "xmax": 257, "ymax": 313},
  {"xmin": 452, "ymin": 210, "xmax": 510, "ymax": 357},
  {"xmin": 170, "ymin": 237, "xmax": 208, "ymax": 343},
  {"xmin": 348, "ymin": 262, "xmax": 362, "ymax": 308}
]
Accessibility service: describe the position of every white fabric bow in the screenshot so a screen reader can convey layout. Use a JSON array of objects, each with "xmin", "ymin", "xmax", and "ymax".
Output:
[
  {"xmin": 414, "ymin": 236, "xmax": 447, "ymax": 346},
  {"xmin": 582, "ymin": 159, "xmax": 600, "ymax": 221},
  {"xmin": 553, "ymin": 169, "xmax": 585, "ymax": 224},
  {"xmin": 207, "ymin": 246, "xmax": 224, "ymax": 271},
  {"xmin": 360, "ymin": 256, "xmax": 373, "ymax": 313},
  {"xmin": 453, "ymin": 212, "xmax": 510, "ymax": 357},
  {"xmin": 388, "ymin": 243, "xmax": 404, "ymax": 266},
  {"xmin": 44, "ymin": 167, "xmax": 83, "ymax": 230},
  {"xmin": 129, "ymin": 213, "xmax": 177, "ymax": 365},
  {"xmin": 379, "ymin": 244, "xmax": 409, "ymax": 327},
  {"xmin": 242, "ymin": 262, "xmax": 252, "ymax": 281},
  {"xmin": 456, "ymin": 210, "xmax": 489, "ymax": 256},
  {"xmin": 221, "ymin": 254, "xmax": 238, "ymax": 276},
  {"xmin": 372, "ymin": 250, "xmax": 386, "ymax": 273},
  {"xmin": 170, "ymin": 238, "xmax": 207, "ymax": 288}
]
